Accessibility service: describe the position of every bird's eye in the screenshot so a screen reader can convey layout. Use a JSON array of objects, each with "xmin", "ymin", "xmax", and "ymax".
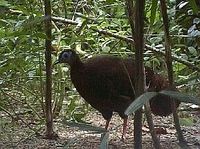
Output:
[
  {"xmin": 63, "ymin": 52, "xmax": 69, "ymax": 58},
  {"xmin": 61, "ymin": 51, "xmax": 73, "ymax": 60},
  {"xmin": 62, "ymin": 51, "xmax": 72, "ymax": 59}
]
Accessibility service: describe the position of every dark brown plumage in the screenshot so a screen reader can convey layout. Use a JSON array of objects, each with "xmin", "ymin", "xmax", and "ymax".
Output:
[
  {"xmin": 148, "ymin": 73, "xmax": 180, "ymax": 116},
  {"xmin": 55, "ymin": 49, "xmax": 180, "ymax": 139}
]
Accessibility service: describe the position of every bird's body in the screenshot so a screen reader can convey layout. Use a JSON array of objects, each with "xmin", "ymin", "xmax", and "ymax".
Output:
[
  {"xmin": 148, "ymin": 73, "xmax": 179, "ymax": 116},
  {"xmin": 55, "ymin": 50, "xmax": 180, "ymax": 139},
  {"xmin": 70, "ymin": 55, "xmax": 135, "ymax": 120}
]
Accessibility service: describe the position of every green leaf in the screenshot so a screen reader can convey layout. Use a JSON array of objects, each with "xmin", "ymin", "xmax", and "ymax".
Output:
[
  {"xmin": 179, "ymin": 117, "xmax": 194, "ymax": 126},
  {"xmin": 188, "ymin": 46, "xmax": 197, "ymax": 56},
  {"xmin": 150, "ymin": 0, "xmax": 158, "ymax": 26},
  {"xmin": 0, "ymin": 0, "xmax": 10, "ymax": 6},
  {"xmin": 100, "ymin": 132, "xmax": 109, "ymax": 149},
  {"xmin": 62, "ymin": 120, "xmax": 107, "ymax": 134},
  {"xmin": 33, "ymin": 32, "xmax": 47, "ymax": 39},
  {"xmin": 102, "ymin": 46, "xmax": 110, "ymax": 52},
  {"xmin": 106, "ymin": 0, "xmax": 115, "ymax": 4},
  {"xmin": 5, "ymin": 30, "xmax": 29, "ymax": 37},
  {"xmin": 159, "ymin": 90, "xmax": 200, "ymax": 105},
  {"xmin": 188, "ymin": 0, "xmax": 199, "ymax": 14},
  {"xmin": 73, "ymin": 113, "xmax": 86, "ymax": 123},
  {"xmin": 125, "ymin": 92, "xmax": 158, "ymax": 116}
]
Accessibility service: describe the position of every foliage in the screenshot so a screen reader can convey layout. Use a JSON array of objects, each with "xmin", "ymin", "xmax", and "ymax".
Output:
[
  {"xmin": 125, "ymin": 90, "xmax": 200, "ymax": 116},
  {"xmin": 0, "ymin": 0, "xmax": 199, "ymax": 145}
]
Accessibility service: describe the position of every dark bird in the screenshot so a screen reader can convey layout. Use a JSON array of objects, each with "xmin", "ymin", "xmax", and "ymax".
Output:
[{"xmin": 54, "ymin": 49, "xmax": 180, "ymax": 139}]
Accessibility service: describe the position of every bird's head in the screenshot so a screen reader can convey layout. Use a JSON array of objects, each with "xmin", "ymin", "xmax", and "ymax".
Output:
[{"xmin": 54, "ymin": 49, "xmax": 78, "ymax": 66}]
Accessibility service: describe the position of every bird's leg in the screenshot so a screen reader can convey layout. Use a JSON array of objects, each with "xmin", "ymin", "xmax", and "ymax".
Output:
[
  {"xmin": 121, "ymin": 117, "xmax": 128, "ymax": 141},
  {"xmin": 105, "ymin": 119, "xmax": 111, "ymax": 130}
]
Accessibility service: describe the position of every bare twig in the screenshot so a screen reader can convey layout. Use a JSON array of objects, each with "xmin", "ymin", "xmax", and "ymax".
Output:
[
  {"xmin": 52, "ymin": 16, "xmax": 78, "ymax": 25},
  {"xmin": 144, "ymin": 103, "xmax": 161, "ymax": 149},
  {"xmin": 126, "ymin": 0, "xmax": 145, "ymax": 148},
  {"xmin": 160, "ymin": 0, "xmax": 186, "ymax": 146},
  {"xmin": 44, "ymin": 0, "xmax": 57, "ymax": 139},
  {"xmin": 126, "ymin": 0, "xmax": 161, "ymax": 149}
]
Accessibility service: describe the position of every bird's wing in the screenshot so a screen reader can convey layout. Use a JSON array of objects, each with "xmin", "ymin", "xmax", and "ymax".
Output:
[
  {"xmin": 84, "ymin": 64, "xmax": 134, "ymax": 100},
  {"xmin": 85, "ymin": 69, "xmax": 117, "ymax": 99}
]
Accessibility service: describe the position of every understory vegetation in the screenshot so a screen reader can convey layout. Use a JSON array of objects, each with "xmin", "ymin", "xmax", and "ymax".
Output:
[{"xmin": 0, "ymin": 0, "xmax": 199, "ymax": 148}]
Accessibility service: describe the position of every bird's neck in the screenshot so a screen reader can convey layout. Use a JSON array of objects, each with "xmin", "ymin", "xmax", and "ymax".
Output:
[{"xmin": 70, "ymin": 57, "xmax": 84, "ymax": 72}]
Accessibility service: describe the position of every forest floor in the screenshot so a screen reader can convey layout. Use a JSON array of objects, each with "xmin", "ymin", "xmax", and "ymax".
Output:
[{"xmin": 0, "ymin": 105, "xmax": 200, "ymax": 149}]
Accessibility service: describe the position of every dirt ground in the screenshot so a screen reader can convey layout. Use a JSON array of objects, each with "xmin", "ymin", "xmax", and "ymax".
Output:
[{"xmin": 0, "ymin": 107, "xmax": 200, "ymax": 149}]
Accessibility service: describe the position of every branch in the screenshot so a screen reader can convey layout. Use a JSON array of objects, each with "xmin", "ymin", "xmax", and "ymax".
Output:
[
  {"xmin": 93, "ymin": 29, "xmax": 200, "ymax": 72},
  {"xmin": 128, "ymin": 0, "xmax": 145, "ymax": 148},
  {"xmin": 144, "ymin": 45, "xmax": 200, "ymax": 72},
  {"xmin": 125, "ymin": 0, "xmax": 135, "ymax": 36},
  {"xmin": 51, "ymin": 16, "xmax": 200, "ymax": 72},
  {"xmin": 160, "ymin": 0, "xmax": 186, "ymax": 145},
  {"xmin": 91, "ymin": 28, "xmax": 133, "ymax": 42},
  {"xmin": 51, "ymin": 16, "xmax": 78, "ymax": 25},
  {"xmin": 44, "ymin": 0, "xmax": 57, "ymax": 139}
]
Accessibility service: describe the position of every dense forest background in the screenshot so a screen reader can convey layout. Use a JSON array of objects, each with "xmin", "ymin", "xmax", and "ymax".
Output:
[{"xmin": 0, "ymin": 0, "xmax": 199, "ymax": 148}]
